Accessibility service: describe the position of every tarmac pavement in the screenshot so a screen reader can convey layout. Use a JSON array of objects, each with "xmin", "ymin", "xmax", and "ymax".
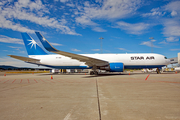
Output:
[{"xmin": 0, "ymin": 72, "xmax": 180, "ymax": 120}]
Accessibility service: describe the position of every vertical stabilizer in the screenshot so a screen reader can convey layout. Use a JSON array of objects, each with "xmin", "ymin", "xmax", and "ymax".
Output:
[
  {"xmin": 21, "ymin": 33, "xmax": 48, "ymax": 55},
  {"xmin": 35, "ymin": 32, "xmax": 57, "ymax": 52},
  {"xmin": 178, "ymin": 53, "xmax": 180, "ymax": 64}
]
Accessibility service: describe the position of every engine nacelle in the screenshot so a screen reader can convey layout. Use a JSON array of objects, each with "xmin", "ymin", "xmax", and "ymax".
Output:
[{"xmin": 100, "ymin": 63, "xmax": 124, "ymax": 72}]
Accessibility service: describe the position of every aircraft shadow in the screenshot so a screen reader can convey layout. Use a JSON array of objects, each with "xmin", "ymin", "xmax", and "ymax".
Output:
[{"xmin": 36, "ymin": 72, "xmax": 176, "ymax": 78}]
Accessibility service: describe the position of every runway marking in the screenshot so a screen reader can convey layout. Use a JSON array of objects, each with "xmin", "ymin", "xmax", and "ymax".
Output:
[
  {"xmin": 39, "ymin": 79, "xmax": 45, "ymax": 83},
  {"xmin": 3, "ymin": 80, "xmax": 9, "ymax": 83},
  {"xmin": 63, "ymin": 105, "xmax": 77, "ymax": 120},
  {"xmin": 12, "ymin": 79, "xmax": 16, "ymax": 83},
  {"xmin": 64, "ymin": 113, "xmax": 71, "ymax": 120},
  {"xmin": 27, "ymin": 79, "xmax": 30, "ymax": 83},
  {"xmin": 34, "ymin": 79, "xmax": 38, "ymax": 83},
  {"xmin": 20, "ymin": 79, "xmax": 23, "ymax": 83},
  {"xmin": 145, "ymin": 74, "xmax": 150, "ymax": 80}
]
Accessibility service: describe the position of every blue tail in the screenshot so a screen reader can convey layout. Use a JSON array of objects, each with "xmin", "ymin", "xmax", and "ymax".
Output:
[
  {"xmin": 21, "ymin": 33, "xmax": 48, "ymax": 55},
  {"xmin": 35, "ymin": 32, "xmax": 58, "ymax": 52}
]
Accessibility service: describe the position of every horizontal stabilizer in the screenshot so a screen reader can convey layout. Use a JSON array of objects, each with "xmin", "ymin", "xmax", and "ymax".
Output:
[{"xmin": 8, "ymin": 55, "xmax": 40, "ymax": 64}]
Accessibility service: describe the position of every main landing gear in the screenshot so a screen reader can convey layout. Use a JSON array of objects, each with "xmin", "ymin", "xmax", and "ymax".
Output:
[
  {"xmin": 90, "ymin": 65, "xmax": 99, "ymax": 75},
  {"xmin": 90, "ymin": 71, "xmax": 98, "ymax": 75}
]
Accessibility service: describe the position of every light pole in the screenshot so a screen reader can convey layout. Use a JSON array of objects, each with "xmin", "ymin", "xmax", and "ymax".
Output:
[
  {"xmin": 99, "ymin": 37, "xmax": 104, "ymax": 54},
  {"xmin": 149, "ymin": 37, "xmax": 154, "ymax": 53}
]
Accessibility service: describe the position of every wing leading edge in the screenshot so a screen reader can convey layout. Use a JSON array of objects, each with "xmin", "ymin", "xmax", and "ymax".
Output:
[{"xmin": 35, "ymin": 32, "xmax": 109, "ymax": 67}]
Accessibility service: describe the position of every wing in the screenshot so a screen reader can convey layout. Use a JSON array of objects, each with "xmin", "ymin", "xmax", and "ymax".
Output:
[
  {"xmin": 35, "ymin": 32, "xmax": 109, "ymax": 67},
  {"xmin": 8, "ymin": 55, "xmax": 40, "ymax": 64}
]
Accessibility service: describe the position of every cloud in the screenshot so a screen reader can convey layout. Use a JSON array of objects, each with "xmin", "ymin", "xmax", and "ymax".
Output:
[
  {"xmin": 115, "ymin": 21, "xmax": 150, "ymax": 35},
  {"xmin": 0, "ymin": 0, "xmax": 80, "ymax": 35},
  {"xmin": 151, "ymin": 40, "xmax": 156, "ymax": 42},
  {"xmin": 66, "ymin": 3, "xmax": 75, "ymax": 7},
  {"xmin": 60, "ymin": 0, "xmax": 69, "ymax": 3},
  {"xmin": 0, "ymin": 35, "xmax": 23, "ymax": 44},
  {"xmin": 8, "ymin": 46, "xmax": 21, "ymax": 48},
  {"xmin": 166, "ymin": 37, "xmax": 179, "ymax": 42},
  {"xmin": 162, "ymin": 20, "xmax": 180, "ymax": 37},
  {"xmin": 92, "ymin": 49, "xmax": 100, "ymax": 51},
  {"xmin": 77, "ymin": 0, "xmax": 141, "ymax": 20},
  {"xmin": 71, "ymin": 48, "xmax": 81, "ymax": 52},
  {"xmin": 171, "ymin": 10, "xmax": 177, "ymax": 16},
  {"xmin": 170, "ymin": 49, "xmax": 180, "ymax": 51},
  {"xmin": 118, "ymin": 48, "xmax": 131, "ymax": 52},
  {"xmin": 50, "ymin": 42, "xmax": 63, "ymax": 46},
  {"xmin": 75, "ymin": 16, "xmax": 97, "ymax": 26},
  {"xmin": 92, "ymin": 27, "xmax": 106, "ymax": 32},
  {"xmin": 75, "ymin": 0, "xmax": 141, "ymax": 31},
  {"xmin": 161, "ymin": 1, "xmax": 180, "ymax": 37},
  {"xmin": 164, "ymin": 1, "xmax": 180, "ymax": 12},
  {"xmin": 142, "ymin": 1, "xmax": 180, "ymax": 18},
  {"xmin": 159, "ymin": 40, "xmax": 168, "ymax": 44},
  {"xmin": 142, "ymin": 7, "xmax": 166, "ymax": 17},
  {"xmin": 75, "ymin": 16, "xmax": 106, "ymax": 32},
  {"xmin": 140, "ymin": 41, "xmax": 161, "ymax": 48},
  {"xmin": 141, "ymin": 1, "xmax": 180, "ymax": 39},
  {"xmin": 0, "ymin": 17, "xmax": 35, "ymax": 33}
]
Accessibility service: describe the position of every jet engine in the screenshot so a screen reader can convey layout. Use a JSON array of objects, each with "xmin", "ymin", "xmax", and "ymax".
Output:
[{"xmin": 100, "ymin": 63, "xmax": 124, "ymax": 72}]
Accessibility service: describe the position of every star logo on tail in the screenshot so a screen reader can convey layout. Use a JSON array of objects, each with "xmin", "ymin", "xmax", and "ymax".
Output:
[
  {"xmin": 42, "ymin": 37, "xmax": 46, "ymax": 41},
  {"xmin": 28, "ymin": 38, "xmax": 37, "ymax": 49}
]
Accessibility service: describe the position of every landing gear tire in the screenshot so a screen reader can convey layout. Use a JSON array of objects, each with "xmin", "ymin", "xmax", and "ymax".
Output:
[
  {"xmin": 90, "ymin": 71, "xmax": 98, "ymax": 75},
  {"xmin": 90, "ymin": 71, "xmax": 94, "ymax": 75},
  {"xmin": 94, "ymin": 71, "xmax": 98, "ymax": 75}
]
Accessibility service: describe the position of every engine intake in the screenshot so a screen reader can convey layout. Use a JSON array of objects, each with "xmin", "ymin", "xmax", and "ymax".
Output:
[{"xmin": 100, "ymin": 63, "xmax": 124, "ymax": 72}]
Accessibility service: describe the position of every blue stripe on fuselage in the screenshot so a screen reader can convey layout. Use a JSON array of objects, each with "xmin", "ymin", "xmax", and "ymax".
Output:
[{"xmin": 26, "ymin": 62, "xmax": 165, "ymax": 69}]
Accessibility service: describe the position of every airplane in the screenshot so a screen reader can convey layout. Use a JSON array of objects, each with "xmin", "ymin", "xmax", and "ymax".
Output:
[{"xmin": 8, "ymin": 32, "xmax": 172, "ymax": 75}]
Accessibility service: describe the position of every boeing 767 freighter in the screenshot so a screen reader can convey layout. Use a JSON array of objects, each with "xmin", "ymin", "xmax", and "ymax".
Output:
[{"xmin": 8, "ymin": 32, "xmax": 171, "ymax": 75}]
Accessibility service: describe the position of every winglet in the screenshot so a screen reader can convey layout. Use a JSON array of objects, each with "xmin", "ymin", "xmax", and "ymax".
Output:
[{"xmin": 35, "ymin": 32, "xmax": 58, "ymax": 52}]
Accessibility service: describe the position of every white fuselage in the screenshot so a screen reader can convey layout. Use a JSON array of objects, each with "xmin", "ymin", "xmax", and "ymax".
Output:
[{"xmin": 29, "ymin": 53, "xmax": 171, "ymax": 69}]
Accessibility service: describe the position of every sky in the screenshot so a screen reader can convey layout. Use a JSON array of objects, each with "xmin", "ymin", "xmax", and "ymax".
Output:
[{"xmin": 0, "ymin": 0, "xmax": 180, "ymax": 68}]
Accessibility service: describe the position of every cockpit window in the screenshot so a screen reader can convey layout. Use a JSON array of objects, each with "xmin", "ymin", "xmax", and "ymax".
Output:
[{"xmin": 164, "ymin": 57, "xmax": 167, "ymax": 59}]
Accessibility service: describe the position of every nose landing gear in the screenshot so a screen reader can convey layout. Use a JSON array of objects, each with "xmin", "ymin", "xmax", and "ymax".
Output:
[{"xmin": 156, "ymin": 68, "xmax": 161, "ymax": 74}]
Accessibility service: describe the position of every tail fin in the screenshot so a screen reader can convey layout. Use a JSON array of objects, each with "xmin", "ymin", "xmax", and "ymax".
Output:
[
  {"xmin": 21, "ymin": 33, "xmax": 48, "ymax": 55},
  {"xmin": 35, "ymin": 32, "xmax": 58, "ymax": 52}
]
